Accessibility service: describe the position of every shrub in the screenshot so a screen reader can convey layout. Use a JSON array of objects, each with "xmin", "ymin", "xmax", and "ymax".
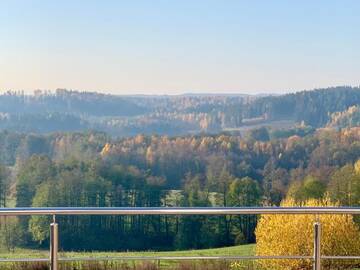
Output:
[
  {"xmin": 255, "ymin": 198, "xmax": 360, "ymax": 270},
  {"xmin": 230, "ymin": 261, "xmax": 255, "ymax": 270}
]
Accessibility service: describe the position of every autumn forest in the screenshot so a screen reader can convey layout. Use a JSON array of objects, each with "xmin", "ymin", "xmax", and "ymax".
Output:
[{"xmin": 0, "ymin": 87, "xmax": 359, "ymax": 254}]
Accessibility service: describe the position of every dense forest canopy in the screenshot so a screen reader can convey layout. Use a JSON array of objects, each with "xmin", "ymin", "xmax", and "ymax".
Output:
[
  {"xmin": 0, "ymin": 86, "xmax": 360, "ymax": 252},
  {"xmin": 0, "ymin": 89, "xmax": 148, "ymax": 116},
  {"xmin": 0, "ymin": 126, "xmax": 360, "ymax": 250},
  {"xmin": 0, "ymin": 86, "xmax": 359, "ymax": 136},
  {"xmin": 328, "ymin": 105, "xmax": 360, "ymax": 129}
]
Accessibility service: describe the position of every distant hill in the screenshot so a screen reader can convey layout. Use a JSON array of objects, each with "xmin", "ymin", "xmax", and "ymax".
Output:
[
  {"xmin": 0, "ymin": 86, "xmax": 359, "ymax": 136},
  {"xmin": 0, "ymin": 89, "xmax": 148, "ymax": 117},
  {"xmin": 243, "ymin": 86, "xmax": 360, "ymax": 127}
]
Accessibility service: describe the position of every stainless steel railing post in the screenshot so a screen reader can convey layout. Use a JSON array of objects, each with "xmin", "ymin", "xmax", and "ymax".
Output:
[
  {"xmin": 313, "ymin": 222, "xmax": 321, "ymax": 270},
  {"xmin": 50, "ymin": 215, "xmax": 59, "ymax": 270}
]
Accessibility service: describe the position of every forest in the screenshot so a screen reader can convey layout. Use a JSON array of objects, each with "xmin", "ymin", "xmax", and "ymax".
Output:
[
  {"xmin": 0, "ymin": 87, "xmax": 360, "ymax": 253},
  {"xmin": 0, "ymin": 86, "xmax": 360, "ymax": 136},
  {"xmin": 0, "ymin": 122, "xmax": 360, "ymax": 251}
]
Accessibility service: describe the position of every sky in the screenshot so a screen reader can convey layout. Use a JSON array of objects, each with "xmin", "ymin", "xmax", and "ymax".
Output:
[{"xmin": 0, "ymin": 0, "xmax": 359, "ymax": 95}]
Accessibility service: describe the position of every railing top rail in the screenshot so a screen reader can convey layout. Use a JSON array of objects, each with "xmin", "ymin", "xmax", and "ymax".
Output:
[{"xmin": 0, "ymin": 207, "xmax": 360, "ymax": 216}]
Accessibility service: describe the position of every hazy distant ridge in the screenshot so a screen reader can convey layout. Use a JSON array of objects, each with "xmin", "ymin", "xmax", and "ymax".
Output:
[{"xmin": 0, "ymin": 86, "xmax": 359, "ymax": 136}]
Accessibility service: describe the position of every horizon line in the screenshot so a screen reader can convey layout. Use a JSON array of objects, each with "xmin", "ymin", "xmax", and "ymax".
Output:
[{"xmin": 0, "ymin": 84, "xmax": 359, "ymax": 97}]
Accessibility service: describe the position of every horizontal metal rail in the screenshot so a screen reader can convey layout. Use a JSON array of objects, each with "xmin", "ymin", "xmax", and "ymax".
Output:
[
  {"xmin": 0, "ymin": 255, "xmax": 314, "ymax": 263},
  {"xmin": 2, "ymin": 255, "xmax": 360, "ymax": 263},
  {"xmin": 0, "ymin": 207, "xmax": 359, "ymax": 270},
  {"xmin": 59, "ymin": 255, "xmax": 313, "ymax": 261},
  {"xmin": 0, "ymin": 206, "xmax": 360, "ymax": 216}
]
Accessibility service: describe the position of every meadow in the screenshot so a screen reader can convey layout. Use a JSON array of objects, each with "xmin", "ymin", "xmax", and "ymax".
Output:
[{"xmin": 0, "ymin": 244, "xmax": 255, "ymax": 270}]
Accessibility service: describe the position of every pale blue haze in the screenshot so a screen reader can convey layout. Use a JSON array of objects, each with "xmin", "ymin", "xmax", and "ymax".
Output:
[{"xmin": 0, "ymin": 0, "xmax": 359, "ymax": 94}]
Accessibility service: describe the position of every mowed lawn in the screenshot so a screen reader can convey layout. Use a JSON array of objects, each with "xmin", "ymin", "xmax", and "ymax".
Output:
[{"xmin": 0, "ymin": 244, "xmax": 255, "ymax": 260}]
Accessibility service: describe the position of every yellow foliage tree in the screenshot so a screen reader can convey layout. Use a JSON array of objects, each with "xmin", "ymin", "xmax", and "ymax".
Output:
[
  {"xmin": 354, "ymin": 159, "xmax": 360, "ymax": 175},
  {"xmin": 100, "ymin": 143, "xmax": 112, "ymax": 156},
  {"xmin": 255, "ymin": 198, "xmax": 360, "ymax": 270}
]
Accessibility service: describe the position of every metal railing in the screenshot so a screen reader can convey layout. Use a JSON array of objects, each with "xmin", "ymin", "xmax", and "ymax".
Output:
[{"xmin": 1, "ymin": 207, "xmax": 360, "ymax": 270}]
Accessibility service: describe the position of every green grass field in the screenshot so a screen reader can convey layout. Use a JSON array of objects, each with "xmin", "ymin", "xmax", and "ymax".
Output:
[
  {"xmin": 0, "ymin": 245, "xmax": 255, "ymax": 269},
  {"xmin": 0, "ymin": 244, "xmax": 255, "ymax": 259}
]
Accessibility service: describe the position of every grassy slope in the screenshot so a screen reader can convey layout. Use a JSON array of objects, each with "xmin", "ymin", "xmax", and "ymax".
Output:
[{"xmin": 0, "ymin": 244, "xmax": 255, "ymax": 259}]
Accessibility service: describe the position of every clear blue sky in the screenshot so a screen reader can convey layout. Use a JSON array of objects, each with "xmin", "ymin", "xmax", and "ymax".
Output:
[{"xmin": 0, "ymin": 0, "xmax": 359, "ymax": 95}]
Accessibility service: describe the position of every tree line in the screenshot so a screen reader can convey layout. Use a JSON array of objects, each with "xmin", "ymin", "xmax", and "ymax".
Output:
[
  {"xmin": 1, "ymin": 87, "xmax": 360, "ymax": 136},
  {"xmin": 0, "ymin": 126, "xmax": 359, "ymax": 251}
]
